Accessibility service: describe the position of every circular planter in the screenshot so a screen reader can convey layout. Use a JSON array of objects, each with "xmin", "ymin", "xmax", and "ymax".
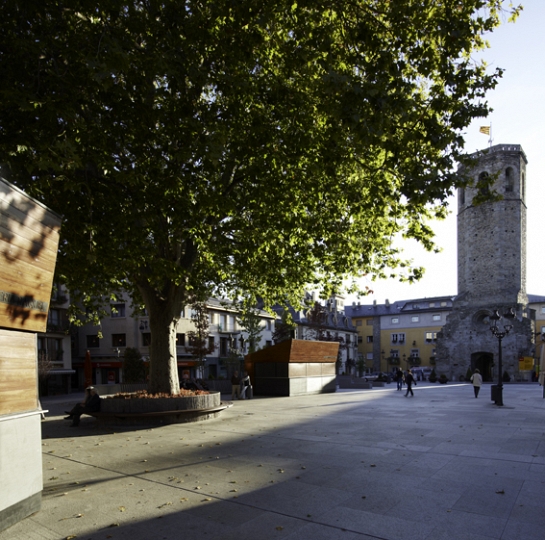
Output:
[{"xmin": 98, "ymin": 391, "xmax": 226, "ymax": 426}]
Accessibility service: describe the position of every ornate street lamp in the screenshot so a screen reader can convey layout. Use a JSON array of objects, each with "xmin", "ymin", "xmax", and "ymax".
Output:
[{"xmin": 489, "ymin": 308, "xmax": 515, "ymax": 406}]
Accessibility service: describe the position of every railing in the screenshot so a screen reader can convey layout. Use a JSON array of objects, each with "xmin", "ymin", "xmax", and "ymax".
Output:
[{"xmin": 46, "ymin": 322, "xmax": 70, "ymax": 334}]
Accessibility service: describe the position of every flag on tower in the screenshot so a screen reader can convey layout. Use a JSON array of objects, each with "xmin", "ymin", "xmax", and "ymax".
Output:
[{"xmin": 479, "ymin": 126, "xmax": 490, "ymax": 135}]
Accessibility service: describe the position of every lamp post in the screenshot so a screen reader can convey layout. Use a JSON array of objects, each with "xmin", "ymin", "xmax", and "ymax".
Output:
[{"xmin": 489, "ymin": 308, "xmax": 515, "ymax": 406}]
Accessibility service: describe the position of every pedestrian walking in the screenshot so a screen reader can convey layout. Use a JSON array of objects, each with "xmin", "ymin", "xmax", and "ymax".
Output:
[
  {"xmin": 395, "ymin": 368, "xmax": 404, "ymax": 391},
  {"xmin": 404, "ymin": 370, "xmax": 416, "ymax": 397},
  {"xmin": 470, "ymin": 369, "xmax": 483, "ymax": 398},
  {"xmin": 231, "ymin": 371, "xmax": 241, "ymax": 400}
]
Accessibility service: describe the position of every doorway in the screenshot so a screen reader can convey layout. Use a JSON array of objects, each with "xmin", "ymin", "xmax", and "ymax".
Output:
[{"xmin": 471, "ymin": 351, "xmax": 494, "ymax": 382}]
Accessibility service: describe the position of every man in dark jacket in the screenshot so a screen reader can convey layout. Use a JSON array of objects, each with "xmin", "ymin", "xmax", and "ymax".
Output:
[
  {"xmin": 404, "ymin": 370, "xmax": 416, "ymax": 397},
  {"xmin": 65, "ymin": 386, "xmax": 101, "ymax": 426}
]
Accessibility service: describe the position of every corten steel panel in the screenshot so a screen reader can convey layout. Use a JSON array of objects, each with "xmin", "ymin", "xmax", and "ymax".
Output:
[
  {"xmin": 253, "ymin": 378, "xmax": 290, "ymax": 396},
  {"xmin": 246, "ymin": 339, "xmax": 339, "ymax": 364},
  {"xmin": 0, "ymin": 178, "xmax": 61, "ymax": 333},
  {"xmin": 255, "ymin": 363, "xmax": 276, "ymax": 377},
  {"xmin": 276, "ymin": 363, "xmax": 288, "ymax": 377},
  {"xmin": 0, "ymin": 329, "xmax": 38, "ymax": 415}
]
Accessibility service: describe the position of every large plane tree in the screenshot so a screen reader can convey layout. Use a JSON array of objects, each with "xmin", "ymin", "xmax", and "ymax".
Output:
[{"xmin": 0, "ymin": 1, "xmax": 519, "ymax": 393}]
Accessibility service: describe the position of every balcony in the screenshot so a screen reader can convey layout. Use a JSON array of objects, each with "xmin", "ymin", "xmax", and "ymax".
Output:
[
  {"xmin": 45, "ymin": 322, "xmax": 70, "ymax": 334},
  {"xmin": 217, "ymin": 324, "xmax": 238, "ymax": 335}
]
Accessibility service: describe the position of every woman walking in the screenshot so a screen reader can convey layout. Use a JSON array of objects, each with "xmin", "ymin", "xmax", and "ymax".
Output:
[{"xmin": 470, "ymin": 369, "xmax": 483, "ymax": 398}]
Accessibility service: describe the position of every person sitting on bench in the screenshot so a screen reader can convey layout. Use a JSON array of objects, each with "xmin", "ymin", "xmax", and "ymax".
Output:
[{"xmin": 64, "ymin": 386, "xmax": 101, "ymax": 426}]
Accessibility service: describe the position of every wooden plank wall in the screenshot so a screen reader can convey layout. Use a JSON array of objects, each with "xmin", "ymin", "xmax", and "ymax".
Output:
[
  {"xmin": 290, "ymin": 340, "xmax": 339, "ymax": 363},
  {"xmin": 246, "ymin": 339, "xmax": 339, "ymax": 365},
  {"xmin": 0, "ymin": 329, "xmax": 38, "ymax": 415},
  {"xmin": 0, "ymin": 178, "xmax": 61, "ymax": 333}
]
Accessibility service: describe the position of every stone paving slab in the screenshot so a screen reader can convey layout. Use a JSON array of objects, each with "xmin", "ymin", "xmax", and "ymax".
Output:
[{"xmin": 2, "ymin": 382, "xmax": 545, "ymax": 540}]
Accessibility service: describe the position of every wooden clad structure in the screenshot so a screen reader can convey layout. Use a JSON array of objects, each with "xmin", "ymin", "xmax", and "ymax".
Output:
[
  {"xmin": 247, "ymin": 338, "xmax": 339, "ymax": 364},
  {"xmin": 245, "ymin": 339, "xmax": 338, "ymax": 396},
  {"xmin": 0, "ymin": 177, "xmax": 61, "ymax": 333},
  {"xmin": 1, "ymin": 177, "xmax": 61, "ymax": 533}
]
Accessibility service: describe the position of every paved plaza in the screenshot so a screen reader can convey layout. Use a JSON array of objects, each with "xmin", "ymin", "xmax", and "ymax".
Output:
[{"xmin": 2, "ymin": 382, "xmax": 545, "ymax": 540}]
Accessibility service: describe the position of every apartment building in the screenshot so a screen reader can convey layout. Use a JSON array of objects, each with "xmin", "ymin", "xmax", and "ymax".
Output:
[
  {"xmin": 72, "ymin": 294, "xmax": 275, "ymax": 388},
  {"xmin": 345, "ymin": 296, "xmax": 454, "ymax": 374}
]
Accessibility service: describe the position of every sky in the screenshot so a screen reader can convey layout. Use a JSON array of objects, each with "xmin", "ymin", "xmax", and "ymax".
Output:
[{"xmin": 347, "ymin": 0, "xmax": 545, "ymax": 305}]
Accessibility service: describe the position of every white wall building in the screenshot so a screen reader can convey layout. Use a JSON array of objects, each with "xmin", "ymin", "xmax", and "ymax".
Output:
[{"xmin": 72, "ymin": 294, "xmax": 275, "ymax": 386}]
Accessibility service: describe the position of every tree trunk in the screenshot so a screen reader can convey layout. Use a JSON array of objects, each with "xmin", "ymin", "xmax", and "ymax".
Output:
[{"xmin": 138, "ymin": 284, "xmax": 184, "ymax": 395}]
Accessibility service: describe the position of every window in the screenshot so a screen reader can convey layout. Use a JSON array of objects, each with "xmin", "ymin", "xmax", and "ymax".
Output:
[
  {"xmin": 220, "ymin": 337, "xmax": 229, "ymax": 356},
  {"xmin": 208, "ymin": 336, "xmax": 215, "ymax": 351},
  {"xmin": 541, "ymin": 306, "xmax": 545, "ymax": 314},
  {"xmin": 48, "ymin": 309, "xmax": 60, "ymax": 326},
  {"xmin": 142, "ymin": 333, "xmax": 151, "ymax": 346},
  {"xmin": 111, "ymin": 334, "xmax": 126, "ymax": 347},
  {"xmin": 366, "ymin": 336, "xmax": 373, "ymax": 343},
  {"xmin": 51, "ymin": 338, "xmax": 63, "ymax": 362},
  {"xmin": 410, "ymin": 349, "xmax": 419, "ymax": 358},
  {"xmin": 441, "ymin": 302, "xmax": 447, "ymax": 307},
  {"xmin": 478, "ymin": 171, "xmax": 490, "ymax": 196},
  {"xmin": 411, "ymin": 316, "xmax": 419, "ymax": 323},
  {"xmin": 429, "ymin": 302, "xmax": 435, "ymax": 308},
  {"xmin": 366, "ymin": 352, "xmax": 373, "ymax": 360},
  {"xmin": 266, "ymin": 340, "xmax": 272, "ymax": 347},
  {"xmin": 267, "ymin": 320, "xmax": 272, "ymax": 331},
  {"xmin": 425, "ymin": 332, "xmax": 437, "ymax": 342},
  {"xmin": 356, "ymin": 320, "xmax": 363, "ymax": 326},
  {"xmin": 358, "ymin": 336, "xmax": 363, "ymax": 344},
  {"xmin": 412, "ymin": 304, "xmax": 419, "ymax": 309},
  {"xmin": 505, "ymin": 167, "xmax": 514, "ymax": 192},
  {"xmin": 390, "ymin": 350, "xmax": 399, "ymax": 358},
  {"xmin": 176, "ymin": 333, "xmax": 185, "ymax": 347},
  {"xmin": 391, "ymin": 333, "xmax": 405, "ymax": 344},
  {"xmin": 391, "ymin": 317, "xmax": 399, "ymax": 324},
  {"xmin": 432, "ymin": 314, "xmax": 441, "ymax": 321},
  {"xmin": 86, "ymin": 335, "xmax": 100, "ymax": 348},
  {"xmin": 111, "ymin": 303, "xmax": 126, "ymax": 318}
]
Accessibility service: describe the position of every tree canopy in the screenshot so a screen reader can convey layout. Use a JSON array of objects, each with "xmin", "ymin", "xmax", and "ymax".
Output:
[{"xmin": 0, "ymin": 0, "xmax": 520, "ymax": 392}]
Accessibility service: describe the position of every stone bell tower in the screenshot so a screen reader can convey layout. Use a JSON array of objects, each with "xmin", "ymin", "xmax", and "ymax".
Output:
[{"xmin": 435, "ymin": 144, "xmax": 534, "ymax": 382}]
